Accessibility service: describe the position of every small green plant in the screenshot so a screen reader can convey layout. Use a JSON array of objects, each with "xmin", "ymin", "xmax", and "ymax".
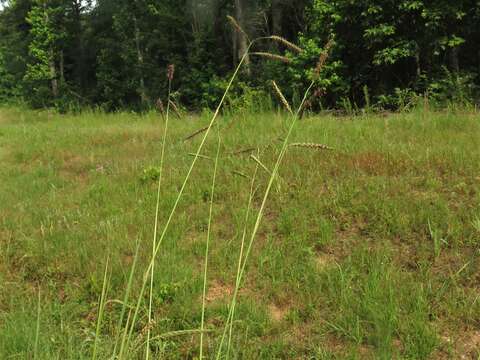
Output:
[
  {"xmin": 473, "ymin": 216, "xmax": 480, "ymax": 233},
  {"xmin": 428, "ymin": 220, "xmax": 447, "ymax": 259},
  {"xmin": 141, "ymin": 166, "xmax": 161, "ymax": 183},
  {"xmin": 428, "ymin": 67, "xmax": 478, "ymax": 107},
  {"xmin": 156, "ymin": 282, "xmax": 181, "ymax": 304},
  {"xmin": 376, "ymin": 87, "xmax": 418, "ymax": 111}
]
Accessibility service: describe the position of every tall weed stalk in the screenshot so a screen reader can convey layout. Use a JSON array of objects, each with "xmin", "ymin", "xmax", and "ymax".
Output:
[
  {"xmin": 199, "ymin": 129, "xmax": 221, "ymax": 359},
  {"xmin": 216, "ymin": 41, "xmax": 332, "ymax": 358},
  {"xmin": 124, "ymin": 43, "xmax": 254, "ymax": 354},
  {"xmin": 146, "ymin": 65, "xmax": 174, "ymax": 359}
]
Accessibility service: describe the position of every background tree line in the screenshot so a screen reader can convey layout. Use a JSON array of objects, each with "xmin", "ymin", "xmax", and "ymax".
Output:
[{"xmin": 0, "ymin": 0, "xmax": 479, "ymax": 111}]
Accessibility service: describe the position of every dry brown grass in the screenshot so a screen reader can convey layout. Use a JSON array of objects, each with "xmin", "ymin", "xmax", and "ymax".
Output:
[
  {"xmin": 205, "ymin": 280, "xmax": 234, "ymax": 303},
  {"xmin": 268, "ymin": 303, "xmax": 289, "ymax": 322}
]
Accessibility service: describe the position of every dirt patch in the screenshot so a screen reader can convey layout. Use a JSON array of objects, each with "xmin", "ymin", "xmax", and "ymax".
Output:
[
  {"xmin": 341, "ymin": 151, "xmax": 412, "ymax": 176},
  {"xmin": 205, "ymin": 280, "xmax": 233, "ymax": 303},
  {"xmin": 459, "ymin": 330, "xmax": 480, "ymax": 359},
  {"xmin": 268, "ymin": 303, "xmax": 289, "ymax": 322},
  {"xmin": 437, "ymin": 329, "xmax": 480, "ymax": 359},
  {"xmin": 320, "ymin": 333, "xmax": 374, "ymax": 358},
  {"xmin": 0, "ymin": 112, "xmax": 10, "ymax": 125},
  {"xmin": 315, "ymin": 253, "xmax": 337, "ymax": 270},
  {"xmin": 58, "ymin": 151, "xmax": 91, "ymax": 183}
]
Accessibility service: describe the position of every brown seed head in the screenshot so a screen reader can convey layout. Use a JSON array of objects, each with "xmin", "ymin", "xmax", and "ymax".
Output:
[
  {"xmin": 251, "ymin": 52, "xmax": 291, "ymax": 64},
  {"xmin": 227, "ymin": 15, "xmax": 250, "ymax": 42},
  {"xmin": 271, "ymin": 81, "xmax": 293, "ymax": 115},
  {"xmin": 289, "ymin": 142, "xmax": 334, "ymax": 151},
  {"xmin": 156, "ymin": 98, "xmax": 165, "ymax": 114},
  {"xmin": 314, "ymin": 38, "xmax": 334, "ymax": 79},
  {"xmin": 269, "ymin": 35, "xmax": 303, "ymax": 54},
  {"xmin": 167, "ymin": 64, "xmax": 175, "ymax": 81}
]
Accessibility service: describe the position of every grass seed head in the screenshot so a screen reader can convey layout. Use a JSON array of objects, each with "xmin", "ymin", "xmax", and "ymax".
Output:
[
  {"xmin": 269, "ymin": 35, "xmax": 303, "ymax": 54},
  {"xmin": 314, "ymin": 38, "xmax": 334, "ymax": 79},
  {"xmin": 167, "ymin": 64, "xmax": 175, "ymax": 82},
  {"xmin": 227, "ymin": 15, "xmax": 249, "ymax": 42},
  {"xmin": 289, "ymin": 142, "xmax": 334, "ymax": 151},
  {"xmin": 156, "ymin": 98, "xmax": 165, "ymax": 115},
  {"xmin": 251, "ymin": 52, "xmax": 291, "ymax": 64},
  {"xmin": 271, "ymin": 81, "xmax": 293, "ymax": 115}
]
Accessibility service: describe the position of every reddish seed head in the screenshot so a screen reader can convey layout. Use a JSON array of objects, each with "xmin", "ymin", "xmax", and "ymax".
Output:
[{"xmin": 167, "ymin": 64, "xmax": 175, "ymax": 81}]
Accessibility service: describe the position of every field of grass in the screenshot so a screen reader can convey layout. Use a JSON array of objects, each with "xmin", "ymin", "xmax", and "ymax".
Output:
[{"xmin": 0, "ymin": 106, "xmax": 479, "ymax": 359}]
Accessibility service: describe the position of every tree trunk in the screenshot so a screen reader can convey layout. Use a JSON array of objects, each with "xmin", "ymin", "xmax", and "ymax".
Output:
[
  {"xmin": 271, "ymin": 0, "xmax": 283, "ymax": 52},
  {"xmin": 414, "ymin": 42, "xmax": 421, "ymax": 77},
  {"xmin": 272, "ymin": 0, "xmax": 282, "ymax": 36},
  {"xmin": 235, "ymin": 0, "xmax": 250, "ymax": 74},
  {"xmin": 72, "ymin": 0, "xmax": 85, "ymax": 90},
  {"xmin": 44, "ymin": 5, "xmax": 58, "ymax": 98},
  {"xmin": 133, "ymin": 15, "xmax": 148, "ymax": 104},
  {"xmin": 49, "ymin": 48, "xmax": 58, "ymax": 98},
  {"xmin": 60, "ymin": 49, "xmax": 65, "ymax": 84},
  {"xmin": 450, "ymin": 46, "xmax": 460, "ymax": 73}
]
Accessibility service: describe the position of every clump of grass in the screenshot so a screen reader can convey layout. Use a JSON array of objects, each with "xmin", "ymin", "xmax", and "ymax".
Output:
[
  {"xmin": 140, "ymin": 166, "xmax": 161, "ymax": 183},
  {"xmin": 123, "ymin": 35, "xmax": 255, "ymax": 357},
  {"xmin": 428, "ymin": 219, "xmax": 447, "ymax": 259}
]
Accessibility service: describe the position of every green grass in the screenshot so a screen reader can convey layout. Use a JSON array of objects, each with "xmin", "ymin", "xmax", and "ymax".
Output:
[{"xmin": 0, "ymin": 107, "xmax": 479, "ymax": 359}]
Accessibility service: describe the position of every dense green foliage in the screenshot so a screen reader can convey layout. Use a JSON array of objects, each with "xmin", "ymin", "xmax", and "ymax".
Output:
[{"xmin": 0, "ymin": 0, "xmax": 479, "ymax": 110}]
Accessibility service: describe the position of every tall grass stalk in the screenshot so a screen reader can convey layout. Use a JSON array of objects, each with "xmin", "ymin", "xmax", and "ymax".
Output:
[
  {"xmin": 199, "ymin": 130, "xmax": 221, "ymax": 359},
  {"xmin": 146, "ymin": 67, "xmax": 173, "ymax": 360},
  {"xmin": 34, "ymin": 288, "xmax": 41, "ymax": 360},
  {"xmin": 114, "ymin": 241, "xmax": 140, "ymax": 359},
  {"xmin": 118, "ymin": 309, "xmax": 133, "ymax": 360},
  {"xmin": 226, "ymin": 161, "xmax": 259, "ymax": 357},
  {"xmin": 125, "ymin": 44, "xmax": 254, "ymax": 351},
  {"xmin": 92, "ymin": 256, "xmax": 110, "ymax": 360},
  {"xmin": 216, "ymin": 81, "xmax": 317, "ymax": 358}
]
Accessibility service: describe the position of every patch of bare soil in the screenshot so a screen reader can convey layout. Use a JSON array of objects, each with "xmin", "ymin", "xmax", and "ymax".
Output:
[
  {"xmin": 459, "ymin": 330, "xmax": 480, "ymax": 359},
  {"xmin": 315, "ymin": 252, "xmax": 337, "ymax": 270},
  {"xmin": 205, "ymin": 280, "xmax": 233, "ymax": 303},
  {"xmin": 437, "ymin": 330, "xmax": 480, "ymax": 359},
  {"xmin": 58, "ymin": 151, "xmax": 91, "ymax": 183},
  {"xmin": 268, "ymin": 303, "xmax": 289, "ymax": 322},
  {"xmin": 338, "ymin": 151, "xmax": 412, "ymax": 176}
]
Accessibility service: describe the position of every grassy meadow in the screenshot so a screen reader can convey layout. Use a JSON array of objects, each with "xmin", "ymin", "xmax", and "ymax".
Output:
[{"xmin": 0, "ymin": 106, "xmax": 479, "ymax": 359}]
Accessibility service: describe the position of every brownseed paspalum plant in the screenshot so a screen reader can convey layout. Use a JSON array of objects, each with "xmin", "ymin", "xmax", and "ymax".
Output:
[
  {"xmin": 214, "ymin": 22, "xmax": 333, "ymax": 360},
  {"xmin": 103, "ymin": 15, "xmax": 333, "ymax": 358}
]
